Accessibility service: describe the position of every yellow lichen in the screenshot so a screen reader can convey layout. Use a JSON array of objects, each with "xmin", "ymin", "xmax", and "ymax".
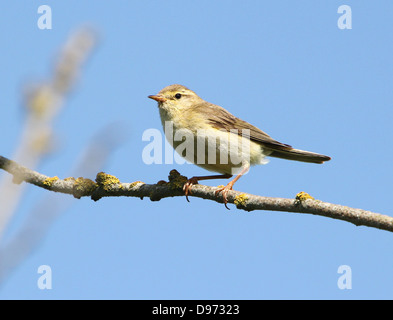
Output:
[
  {"xmin": 295, "ymin": 191, "xmax": 315, "ymax": 202},
  {"xmin": 43, "ymin": 176, "xmax": 59, "ymax": 187},
  {"xmin": 168, "ymin": 169, "xmax": 188, "ymax": 189},
  {"xmin": 129, "ymin": 180, "xmax": 145, "ymax": 188},
  {"xmin": 64, "ymin": 177, "xmax": 76, "ymax": 182},
  {"xmin": 234, "ymin": 193, "xmax": 249, "ymax": 207},
  {"xmin": 95, "ymin": 172, "xmax": 122, "ymax": 191},
  {"xmin": 73, "ymin": 177, "xmax": 98, "ymax": 199}
]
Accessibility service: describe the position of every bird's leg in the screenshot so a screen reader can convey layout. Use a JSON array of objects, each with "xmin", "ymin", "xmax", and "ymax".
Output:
[
  {"xmin": 183, "ymin": 173, "xmax": 233, "ymax": 202},
  {"xmin": 215, "ymin": 164, "xmax": 250, "ymax": 210}
]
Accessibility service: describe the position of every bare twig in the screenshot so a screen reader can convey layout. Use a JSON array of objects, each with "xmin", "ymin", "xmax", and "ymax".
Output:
[{"xmin": 0, "ymin": 155, "xmax": 391, "ymax": 233}]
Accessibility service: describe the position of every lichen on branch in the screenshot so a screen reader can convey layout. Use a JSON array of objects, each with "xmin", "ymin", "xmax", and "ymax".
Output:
[{"xmin": 0, "ymin": 155, "xmax": 392, "ymax": 233}]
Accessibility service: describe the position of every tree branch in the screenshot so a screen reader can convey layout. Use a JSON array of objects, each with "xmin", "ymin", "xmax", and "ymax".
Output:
[{"xmin": 1, "ymin": 155, "xmax": 392, "ymax": 233}]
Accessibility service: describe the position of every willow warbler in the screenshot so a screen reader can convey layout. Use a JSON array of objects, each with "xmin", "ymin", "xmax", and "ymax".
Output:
[{"xmin": 148, "ymin": 84, "xmax": 330, "ymax": 209}]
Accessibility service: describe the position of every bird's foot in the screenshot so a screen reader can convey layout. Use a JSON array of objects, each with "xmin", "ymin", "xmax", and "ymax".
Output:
[
  {"xmin": 215, "ymin": 183, "xmax": 234, "ymax": 210},
  {"xmin": 183, "ymin": 177, "xmax": 199, "ymax": 202}
]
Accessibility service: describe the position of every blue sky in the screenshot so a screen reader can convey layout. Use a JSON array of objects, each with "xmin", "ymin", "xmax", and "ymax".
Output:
[{"xmin": 0, "ymin": 1, "xmax": 392, "ymax": 299}]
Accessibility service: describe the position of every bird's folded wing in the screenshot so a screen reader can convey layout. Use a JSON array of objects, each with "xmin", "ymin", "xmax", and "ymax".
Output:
[{"xmin": 197, "ymin": 103, "xmax": 293, "ymax": 151}]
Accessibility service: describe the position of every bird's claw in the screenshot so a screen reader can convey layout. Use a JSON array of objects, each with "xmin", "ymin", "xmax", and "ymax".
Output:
[
  {"xmin": 184, "ymin": 177, "xmax": 234, "ymax": 210},
  {"xmin": 215, "ymin": 185, "xmax": 233, "ymax": 210},
  {"xmin": 183, "ymin": 177, "xmax": 199, "ymax": 202}
]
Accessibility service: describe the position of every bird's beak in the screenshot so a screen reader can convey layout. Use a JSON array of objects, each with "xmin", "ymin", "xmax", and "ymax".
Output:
[{"xmin": 148, "ymin": 94, "xmax": 167, "ymax": 102}]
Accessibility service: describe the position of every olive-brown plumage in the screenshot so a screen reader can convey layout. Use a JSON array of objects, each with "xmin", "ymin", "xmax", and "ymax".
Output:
[{"xmin": 148, "ymin": 84, "xmax": 330, "ymax": 208}]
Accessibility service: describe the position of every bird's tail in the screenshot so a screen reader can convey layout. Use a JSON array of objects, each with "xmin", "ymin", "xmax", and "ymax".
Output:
[{"xmin": 268, "ymin": 148, "xmax": 331, "ymax": 164}]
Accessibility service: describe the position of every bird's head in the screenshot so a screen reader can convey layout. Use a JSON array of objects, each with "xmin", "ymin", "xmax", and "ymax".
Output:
[{"xmin": 148, "ymin": 84, "xmax": 203, "ymax": 111}]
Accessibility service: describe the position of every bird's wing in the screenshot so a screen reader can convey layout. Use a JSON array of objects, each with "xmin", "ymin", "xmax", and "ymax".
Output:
[{"xmin": 195, "ymin": 102, "xmax": 292, "ymax": 151}]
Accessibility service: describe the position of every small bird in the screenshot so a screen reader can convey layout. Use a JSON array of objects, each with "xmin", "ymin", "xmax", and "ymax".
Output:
[{"xmin": 148, "ymin": 84, "xmax": 330, "ymax": 209}]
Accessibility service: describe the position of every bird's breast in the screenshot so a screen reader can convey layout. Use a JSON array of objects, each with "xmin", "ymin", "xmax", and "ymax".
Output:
[{"xmin": 159, "ymin": 115, "xmax": 269, "ymax": 174}]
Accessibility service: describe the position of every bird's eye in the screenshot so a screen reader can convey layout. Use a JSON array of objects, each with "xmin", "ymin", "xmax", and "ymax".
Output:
[{"xmin": 175, "ymin": 93, "xmax": 182, "ymax": 99}]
